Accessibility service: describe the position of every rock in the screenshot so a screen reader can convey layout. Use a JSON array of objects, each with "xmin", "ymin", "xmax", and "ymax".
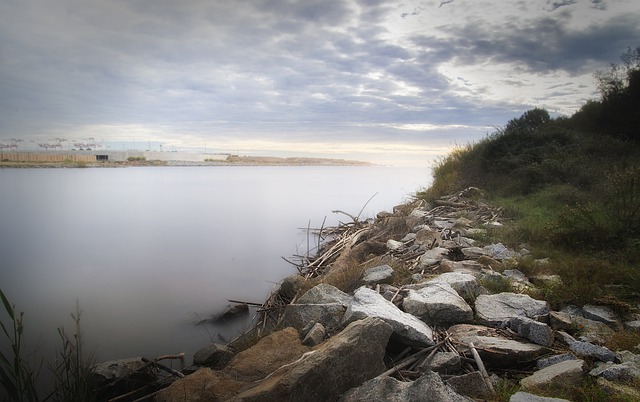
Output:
[
  {"xmin": 225, "ymin": 327, "xmax": 309, "ymax": 381},
  {"xmin": 624, "ymin": 320, "xmax": 640, "ymax": 331},
  {"xmin": 529, "ymin": 275, "xmax": 563, "ymax": 288},
  {"xmin": 449, "ymin": 324, "xmax": 547, "ymax": 366},
  {"xmin": 589, "ymin": 361, "xmax": 640, "ymax": 382},
  {"xmin": 582, "ymin": 304, "xmax": 620, "ymax": 328},
  {"xmin": 277, "ymin": 274, "xmax": 305, "ymax": 302},
  {"xmin": 503, "ymin": 269, "xmax": 530, "ymax": 283},
  {"xmin": 234, "ymin": 317, "xmax": 393, "ymax": 402},
  {"xmin": 549, "ymin": 311, "xmax": 573, "ymax": 332},
  {"xmin": 419, "ymin": 247, "xmax": 449, "ymax": 267},
  {"xmin": 558, "ymin": 332, "xmax": 617, "ymax": 362},
  {"xmin": 297, "ymin": 283, "xmax": 352, "ymax": 306},
  {"xmin": 510, "ymin": 391, "xmax": 571, "ymax": 401},
  {"xmin": 536, "ymin": 353, "xmax": 578, "ymax": 370},
  {"xmin": 415, "ymin": 228, "xmax": 441, "ymax": 246},
  {"xmin": 433, "ymin": 219, "xmax": 454, "ymax": 229},
  {"xmin": 302, "ymin": 322, "xmax": 325, "ymax": 346},
  {"xmin": 461, "ymin": 246, "xmax": 489, "ymax": 260},
  {"xmin": 484, "ymin": 243, "xmax": 516, "ymax": 260},
  {"xmin": 343, "ymin": 286, "xmax": 434, "ymax": 347},
  {"xmin": 446, "ymin": 371, "xmax": 494, "ymax": 400},
  {"xmin": 572, "ymin": 315, "xmax": 615, "ymax": 343},
  {"xmin": 209, "ymin": 303, "xmax": 249, "ymax": 323},
  {"xmin": 401, "ymin": 232, "xmax": 416, "ymax": 242},
  {"xmin": 509, "ymin": 316, "xmax": 555, "ymax": 347},
  {"xmin": 461, "ymin": 228, "xmax": 487, "ymax": 238},
  {"xmin": 193, "ymin": 343, "xmax": 234, "ymax": 368},
  {"xmin": 386, "ymin": 239, "xmax": 404, "ymax": 250},
  {"xmin": 282, "ymin": 303, "xmax": 346, "ymax": 333},
  {"xmin": 340, "ymin": 370, "xmax": 472, "ymax": 402},
  {"xmin": 428, "ymin": 272, "xmax": 480, "ymax": 302},
  {"xmin": 361, "ymin": 264, "xmax": 395, "ymax": 286},
  {"xmin": 520, "ymin": 359, "xmax": 585, "ymax": 391},
  {"xmin": 430, "ymin": 351, "xmax": 461, "ymax": 374},
  {"xmin": 403, "ymin": 283, "xmax": 473, "ymax": 325},
  {"xmin": 439, "ymin": 260, "xmax": 485, "ymax": 277},
  {"xmin": 93, "ymin": 357, "xmax": 147, "ymax": 381},
  {"xmin": 475, "ymin": 293, "xmax": 549, "ymax": 326},
  {"xmin": 155, "ymin": 368, "xmax": 245, "ymax": 402}
]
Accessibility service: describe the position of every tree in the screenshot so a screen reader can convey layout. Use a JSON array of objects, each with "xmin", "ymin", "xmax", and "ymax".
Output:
[{"xmin": 504, "ymin": 108, "xmax": 550, "ymax": 134}]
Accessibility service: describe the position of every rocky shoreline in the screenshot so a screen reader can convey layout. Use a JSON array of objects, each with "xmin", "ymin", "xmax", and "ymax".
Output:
[{"xmin": 93, "ymin": 188, "xmax": 640, "ymax": 401}]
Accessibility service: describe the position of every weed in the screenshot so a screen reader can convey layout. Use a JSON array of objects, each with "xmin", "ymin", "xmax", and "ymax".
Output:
[{"xmin": 0, "ymin": 289, "xmax": 41, "ymax": 402}]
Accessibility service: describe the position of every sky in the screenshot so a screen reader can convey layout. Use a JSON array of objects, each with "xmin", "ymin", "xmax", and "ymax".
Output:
[{"xmin": 1, "ymin": 0, "xmax": 639, "ymax": 166}]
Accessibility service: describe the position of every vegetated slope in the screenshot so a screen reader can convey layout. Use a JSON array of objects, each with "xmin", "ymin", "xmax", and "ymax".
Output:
[{"xmin": 420, "ymin": 47, "xmax": 640, "ymax": 304}]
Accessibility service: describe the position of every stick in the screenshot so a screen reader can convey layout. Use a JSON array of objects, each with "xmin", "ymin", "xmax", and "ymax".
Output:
[
  {"xmin": 468, "ymin": 342, "xmax": 496, "ymax": 397},
  {"xmin": 227, "ymin": 299, "xmax": 263, "ymax": 307},
  {"xmin": 141, "ymin": 357, "xmax": 185, "ymax": 378}
]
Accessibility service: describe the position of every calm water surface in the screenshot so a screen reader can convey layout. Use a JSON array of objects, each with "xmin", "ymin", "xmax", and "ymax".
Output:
[{"xmin": 0, "ymin": 166, "xmax": 430, "ymax": 367}]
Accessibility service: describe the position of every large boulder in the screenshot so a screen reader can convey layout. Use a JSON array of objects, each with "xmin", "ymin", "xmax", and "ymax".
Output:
[
  {"xmin": 282, "ymin": 303, "xmax": 346, "ymax": 333},
  {"xmin": 225, "ymin": 327, "xmax": 309, "ymax": 381},
  {"xmin": 155, "ymin": 368, "xmax": 245, "ymax": 402},
  {"xmin": 582, "ymin": 304, "xmax": 620, "ymax": 328},
  {"xmin": 448, "ymin": 324, "xmax": 547, "ymax": 366},
  {"xmin": 402, "ymin": 283, "xmax": 473, "ymax": 325},
  {"xmin": 475, "ymin": 293, "xmax": 549, "ymax": 326},
  {"xmin": 558, "ymin": 332, "xmax": 617, "ymax": 363},
  {"xmin": 520, "ymin": 359, "xmax": 585, "ymax": 391},
  {"xmin": 343, "ymin": 287, "xmax": 434, "ymax": 346},
  {"xmin": 296, "ymin": 283, "xmax": 352, "ymax": 305},
  {"xmin": 233, "ymin": 317, "xmax": 393, "ymax": 401},
  {"xmin": 589, "ymin": 361, "xmax": 640, "ymax": 382},
  {"xmin": 340, "ymin": 371, "xmax": 472, "ymax": 402}
]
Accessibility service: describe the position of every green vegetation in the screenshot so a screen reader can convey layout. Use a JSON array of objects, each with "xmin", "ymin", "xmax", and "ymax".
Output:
[
  {"xmin": 126, "ymin": 156, "xmax": 146, "ymax": 162},
  {"xmin": 0, "ymin": 289, "xmax": 96, "ymax": 401},
  {"xmin": 421, "ymin": 46, "xmax": 640, "ymax": 304}
]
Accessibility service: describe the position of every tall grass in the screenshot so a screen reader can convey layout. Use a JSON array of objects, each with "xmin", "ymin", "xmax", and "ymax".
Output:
[
  {"xmin": 0, "ymin": 289, "xmax": 40, "ymax": 401},
  {"xmin": 0, "ymin": 289, "xmax": 96, "ymax": 401}
]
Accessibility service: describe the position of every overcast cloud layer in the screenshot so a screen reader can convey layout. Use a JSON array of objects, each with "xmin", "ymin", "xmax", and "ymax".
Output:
[{"xmin": 1, "ymin": 0, "xmax": 639, "ymax": 165}]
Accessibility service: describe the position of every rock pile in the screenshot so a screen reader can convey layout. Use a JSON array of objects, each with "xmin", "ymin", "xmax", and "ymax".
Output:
[{"xmin": 103, "ymin": 188, "xmax": 640, "ymax": 401}]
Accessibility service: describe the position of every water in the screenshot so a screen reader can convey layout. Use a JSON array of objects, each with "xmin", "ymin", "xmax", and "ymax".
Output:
[{"xmin": 0, "ymin": 166, "xmax": 430, "ymax": 369}]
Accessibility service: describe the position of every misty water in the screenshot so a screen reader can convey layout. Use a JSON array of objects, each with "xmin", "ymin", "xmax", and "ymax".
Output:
[{"xmin": 0, "ymin": 166, "xmax": 429, "ymax": 370}]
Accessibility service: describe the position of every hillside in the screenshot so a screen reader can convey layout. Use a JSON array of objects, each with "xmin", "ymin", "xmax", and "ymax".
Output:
[{"xmin": 419, "ymin": 47, "xmax": 640, "ymax": 306}]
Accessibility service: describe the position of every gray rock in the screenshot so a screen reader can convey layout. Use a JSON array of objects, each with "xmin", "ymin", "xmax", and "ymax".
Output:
[
  {"xmin": 549, "ymin": 311, "xmax": 573, "ymax": 332},
  {"xmin": 503, "ymin": 269, "xmax": 530, "ymax": 283},
  {"xmin": 93, "ymin": 357, "xmax": 147, "ymax": 381},
  {"xmin": 193, "ymin": 343, "xmax": 234, "ymax": 368},
  {"xmin": 572, "ymin": 315, "xmax": 615, "ymax": 343},
  {"xmin": 596, "ymin": 377, "xmax": 640, "ymax": 399},
  {"xmin": 428, "ymin": 272, "xmax": 480, "ymax": 301},
  {"xmin": 509, "ymin": 316, "xmax": 555, "ymax": 347},
  {"xmin": 475, "ymin": 293, "xmax": 549, "ymax": 326},
  {"xmin": 210, "ymin": 303, "xmax": 249, "ymax": 322},
  {"xmin": 361, "ymin": 264, "xmax": 395, "ymax": 286},
  {"xmin": 415, "ymin": 228, "xmax": 441, "ymax": 246},
  {"xmin": 340, "ymin": 370, "xmax": 472, "ymax": 402},
  {"xmin": 617, "ymin": 350, "xmax": 640, "ymax": 365},
  {"xmin": 582, "ymin": 304, "xmax": 620, "ymax": 328},
  {"xmin": 558, "ymin": 332, "xmax": 617, "ymax": 362},
  {"xmin": 448, "ymin": 324, "xmax": 547, "ymax": 366},
  {"xmin": 446, "ymin": 371, "xmax": 494, "ymax": 400},
  {"xmin": 234, "ymin": 317, "xmax": 393, "ymax": 402},
  {"xmin": 297, "ymin": 283, "xmax": 352, "ymax": 306},
  {"xmin": 277, "ymin": 274, "xmax": 305, "ymax": 301},
  {"xmin": 624, "ymin": 320, "xmax": 640, "ymax": 331},
  {"xmin": 537, "ymin": 353, "xmax": 578, "ymax": 370},
  {"xmin": 510, "ymin": 391, "xmax": 571, "ymax": 402},
  {"xmin": 520, "ymin": 359, "xmax": 585, "ymax": 391},
  {"xmin": 529, "ymin": 275, "xmax": 563, "ymax": 288},
  {"xmin": 430, "ymin": 351, "xmax": 461, "ymax": 374},
  {"xmin": 282, "ymin": 303, "xmax": 346, "ymax": 333},
  {"xmin": 484, "ymin": 243, "xmax": 516, "ymax": 260},
  {"xmin": 439, "ymin": 260, "xmax": 485, "ymax": 277},
  {"xmin": 401, "ymin": 233, "xmax": 416, "ymax": 242},
  {"xmin": 403, "ymin": 283, "xmax": 473, "ymax": 325},
  {"xmin": 419, "ymin": 247, "xmax": 449, "ymax": 267},
  {"xmin": 589, "ymin": 361, "xmax": 640, "ymax": 382},
  {"xmin": 461, "ymin": 247, "xmax": 489, "ymax": 260},
  {"xmin": 302, "ymin": 322, "xmax": 326, "ymax": 347},
  {"xmin": 343, "ymin": 286, "xmax": 434, "ymax": 347}
]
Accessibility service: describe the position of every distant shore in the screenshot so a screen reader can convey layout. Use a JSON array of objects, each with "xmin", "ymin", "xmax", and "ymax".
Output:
[{"xmin": 0, "ymin": 155, "xmax": 373, "ymax": 168}]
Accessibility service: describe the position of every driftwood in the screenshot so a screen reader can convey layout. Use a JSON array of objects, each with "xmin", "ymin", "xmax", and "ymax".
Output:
[{"xmin": 468, "ymin": 342, "xmax": 496, "ymax": 397}]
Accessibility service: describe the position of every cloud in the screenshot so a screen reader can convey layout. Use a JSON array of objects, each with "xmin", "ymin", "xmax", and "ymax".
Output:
[{"xmin": 1, "ymin": 0, "xmax": 639, "ymax": 165}]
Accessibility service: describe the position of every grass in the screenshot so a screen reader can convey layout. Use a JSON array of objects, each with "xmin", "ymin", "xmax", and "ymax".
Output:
[{"xmin": 0, "ymin": 289, "xmax": 97, "ymax": 401}]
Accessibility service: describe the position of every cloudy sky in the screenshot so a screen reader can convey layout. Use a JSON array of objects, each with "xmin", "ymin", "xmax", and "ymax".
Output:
[{"xmin": 1, "ymin": 0, "xmax": 639, "ymax": 166}]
